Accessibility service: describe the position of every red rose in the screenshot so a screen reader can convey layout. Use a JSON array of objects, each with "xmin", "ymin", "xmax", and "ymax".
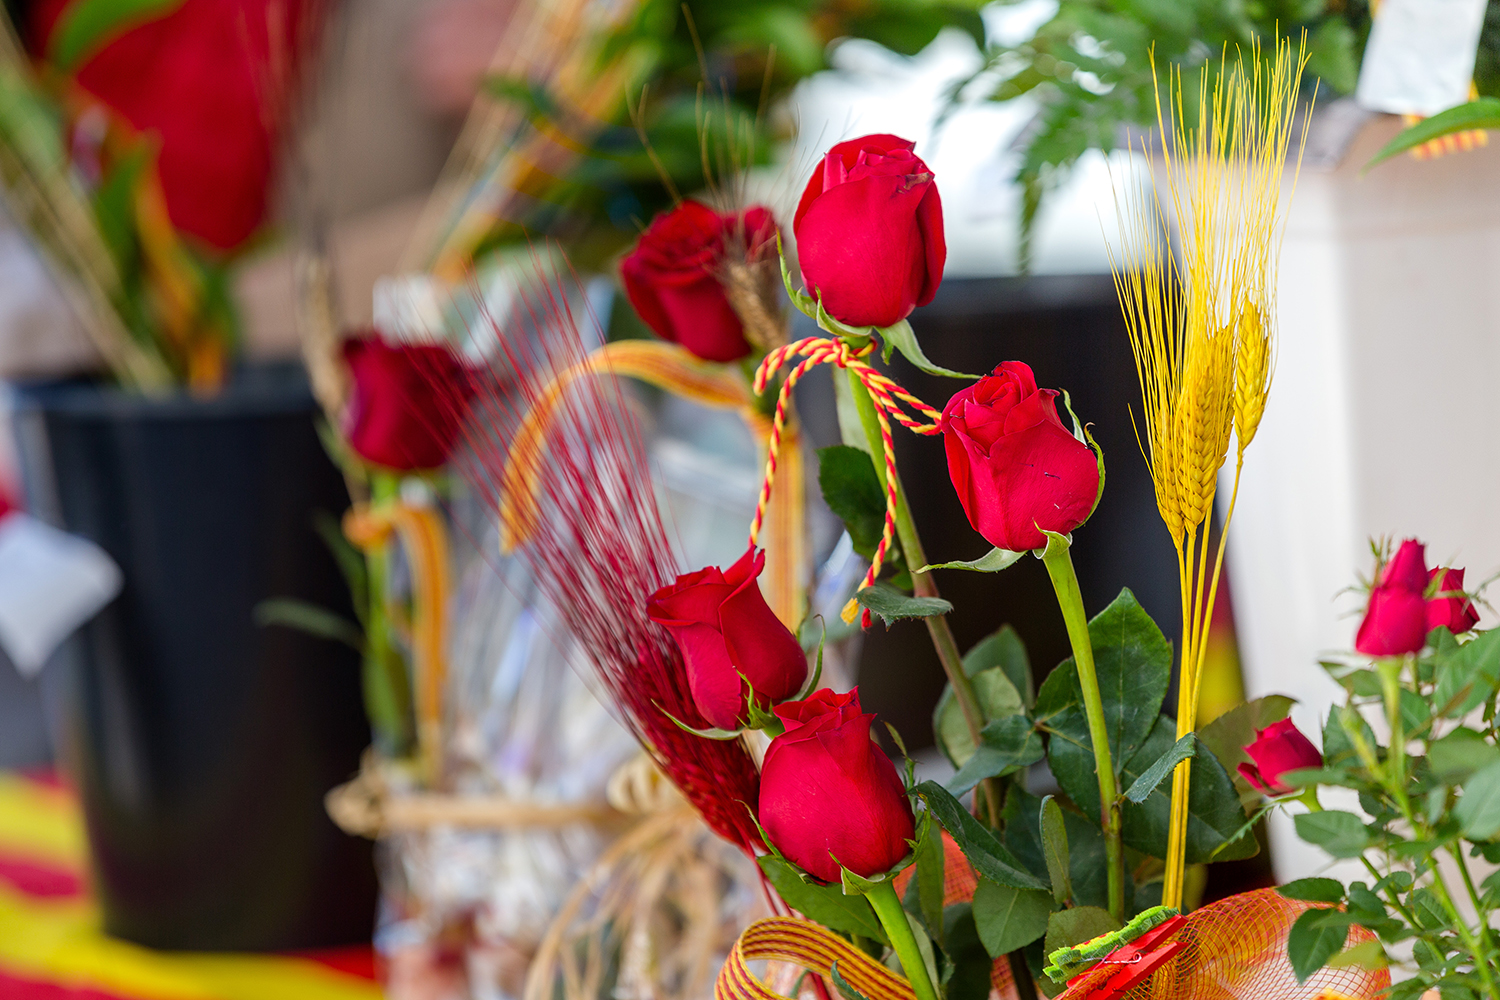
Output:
[
  {"xmin": 341, "ymin": 335, "xmax": 471, "ymax": 471},
  {"xmin": 621, "ymin": 201, "xmax": 778, "ymax": 363},
  {"xmin": 793, "ymin": 134, "xmax": 945, "ymax": 329},
  {"xmin": 758, "ymin": 687, "xmax": 915, "ymax": 882},
  {"xmin": 1238, "ymin": 718, "xmax": 1322, "ymax": 796},
  {"xmin": 645, "ymin": 548, "xmax": 807, "ymax": 730},
  {"xmin": 939, "ymin": 362, "xmax": 1100, "ymax": 552},
  {"xmin": 1426, "ymin": 566, "xmax": 1479, "ymax": 635},
  {"xmin": 32, "ymin": 0, "xmax": 307, "ymax": 250},
  {"xmin": 1355, "ymin": 539, "xmax": 1430, "ymax": 656}
]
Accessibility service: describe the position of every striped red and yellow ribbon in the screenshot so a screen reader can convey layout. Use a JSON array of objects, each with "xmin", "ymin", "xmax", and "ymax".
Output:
[
  {"xmin": 0, "ymin": 771, "xmax": 381, "ymax": 1000},
  {"xmin": 716, "ymin": 917, "xmax": 916, "ymax": 1000},
  {"xmin": 749, "ymin": 337, "xmax": 942, "ymax": 625},
  {"xmin": 344, "ymin": 501, "xmax": 451, "ymax": 786}
]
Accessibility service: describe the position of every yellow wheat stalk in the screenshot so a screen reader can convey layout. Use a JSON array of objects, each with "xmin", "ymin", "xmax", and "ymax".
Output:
[{"xmin": 1108, "ymin": 35, "xmax": 1311, "ymax": 908}]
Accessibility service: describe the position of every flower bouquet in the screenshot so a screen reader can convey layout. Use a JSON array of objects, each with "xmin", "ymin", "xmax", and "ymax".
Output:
[{"xmin": 396, "ymin": 23, "xmax": 1500, "ymax": 1000}]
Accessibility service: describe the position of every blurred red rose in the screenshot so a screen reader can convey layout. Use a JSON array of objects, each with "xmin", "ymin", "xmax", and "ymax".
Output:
[
  {"xmin": 1426, "ymin": 566, "xmax": 1479, "ymax": 635},
  {"xmin": 1238, "ymin": 718, "xmax": 1322, "ymax": 796},
  {"xmin": 939, "ymin": 361, "xmax": 1100, "ymax": 552},
  {"xmin": 621, "ymin": 201, "xmax": 778, "ymax": 363},
  {"xmin": 646, "ymin": 548, "xmax": 807, "ymax": 730},
  {"xmin": 341, "ymin": 335, "xmax": 471, "ymax": 471},
  {"xmin": 759, "ymin": 687, "xmax": 914, "ymax": 882},
  {"xmin": 1355, "ymin": 539, "xmax": 1430, "ymax": 656},
  {"xmin": 31, "ymin": 0, "xmax": 309, "ymax": 250},
  {"xmin": 793, "ymin": 134, "xmax": 945, "ymax": 329}
]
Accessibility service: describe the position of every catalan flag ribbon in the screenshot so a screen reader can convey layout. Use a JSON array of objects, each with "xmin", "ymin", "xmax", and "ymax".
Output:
[
  {"xmin": 0, "ymin": 771, "xmax": 381, "ymax": 1000},
  {"xmin": 715, "ymin": 917, "xmax": 916, "ymax": 1000}
]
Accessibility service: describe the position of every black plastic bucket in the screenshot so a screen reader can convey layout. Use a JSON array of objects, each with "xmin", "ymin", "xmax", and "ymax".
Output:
[{"xmin": 12, "ymin": 363, "xmax": 377, "ymax": 951}]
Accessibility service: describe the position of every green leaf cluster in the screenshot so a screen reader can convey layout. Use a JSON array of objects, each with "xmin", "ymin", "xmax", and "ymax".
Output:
[
  {"xmin": 1282, "ymin": 626, "xmax": 1500, "ymax": 995},
  {"xmin": 951, "ymin": 1, "xmax": 1372, "ymax": 266},
  {"xmin": 914, "ymin": 592, "xmax": 1252, "ymax": 990},
  {"xmin": 477, "ymin": 0, "xmax": 989, "ymax": 269}
]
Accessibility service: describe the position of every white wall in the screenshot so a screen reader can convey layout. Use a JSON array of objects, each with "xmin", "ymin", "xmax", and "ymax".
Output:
[{"xmin": 1228, "ymin": 112, "xmax": 1500, "ymax": 881}]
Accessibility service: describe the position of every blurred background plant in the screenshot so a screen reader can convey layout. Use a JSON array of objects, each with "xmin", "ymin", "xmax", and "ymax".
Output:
[
  {"xmin": 0, "ymin": 0, "xmax": 313, "ymax": 392},
  {"xmin": 941, "ymin": 0, "xmax": 1500, "ymax": 265},
  {"xmin": 408, "ymin": 0, "xmax": 991, "ymax": 280}
]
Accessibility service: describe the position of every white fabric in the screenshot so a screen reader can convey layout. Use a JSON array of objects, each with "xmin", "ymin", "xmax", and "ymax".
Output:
[
  {"xmin": 0, "ymin": 512, "xmax": 121, "ymax": 677},
  {"xmin": 1357, "ymin": 0, "xmax": 1488, "ymax": 116}
]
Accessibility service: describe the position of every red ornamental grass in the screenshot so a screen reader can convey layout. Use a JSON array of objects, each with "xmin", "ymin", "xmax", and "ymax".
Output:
[{"xmin": 422, "ymin": 261, "xmax": 764, "ymax": 853}]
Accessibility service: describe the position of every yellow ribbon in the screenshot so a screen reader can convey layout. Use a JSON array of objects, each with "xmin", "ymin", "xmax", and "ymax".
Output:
[
  {"xmin": 715, "ymin": 917, "xmax": 917, "ymax": 1000},
  {"xmin": 343, "ymin": 501, "xmax": 451, "ymax": 786},
  {"xmin": 498, "ymin": 339, "xmax": 806, "ymax": 628}
]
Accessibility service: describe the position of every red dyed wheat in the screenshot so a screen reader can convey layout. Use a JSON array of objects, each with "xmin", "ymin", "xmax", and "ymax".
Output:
[{"xmin": 421, "ymin": 260, "xmax": 764, "ymax": 853}]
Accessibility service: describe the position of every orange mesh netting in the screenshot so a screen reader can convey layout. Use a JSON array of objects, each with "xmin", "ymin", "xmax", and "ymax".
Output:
[
  {"xmin": 733, "ymin": 835, "xmax": 1388, "ymax": 1000},
  {"xmin": 1055, "ymin": 888, "xmax": 1390, "ymax": 1000}
]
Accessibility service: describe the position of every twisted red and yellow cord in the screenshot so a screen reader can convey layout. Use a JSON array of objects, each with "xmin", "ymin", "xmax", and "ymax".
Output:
[{"xmin": 749, "ymin": 337, "xmax": 942, "ymax": 626}]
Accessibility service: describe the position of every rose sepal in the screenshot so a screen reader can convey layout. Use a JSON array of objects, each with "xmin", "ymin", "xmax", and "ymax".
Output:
[
  {"xmin": 776, "ymin": 236, "xmax": 973, "ymax": 381},
  {"xmin": 838, "ymin": 853, "xmax": 916, "ymax": 897},
  {"xmin": 875, "ymin": 317, "xmax": 979, "ymax": 380},
  {"xmin": 792, "ymin": 618, "xmax": 827, "ymax": 702},
  {"xmin": 658, "ymin": 627, "xmax": 822, "ymax": 741},
  {"xmin": 777, "ymin": 233, "xmax": 821, "ymax": 320},
  {"xmin": 1060, "ymin": 389, "xmax": 1106, "ymax": 520},
  {"xmin": 917, "ymin": 547, "xmax": 1025, "ymax": 574},
  {"xmin": 1034, "ymin": 528, "xmax": 1073, "ymax": 561}
]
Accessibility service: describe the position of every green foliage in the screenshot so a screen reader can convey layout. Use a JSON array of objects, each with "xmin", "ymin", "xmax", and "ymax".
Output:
[
  {"xmin": 478, "ymin": 0, "xmax": 988, "ymax": 267},
  {"xmin": 818, "ymin": 446, "xmax": 905, "ymax": 579},
  {"xmin": 829, "ymin": 963, "xmax": 873, "ymax": 1000},
  {"xmin": 1366, "ymin": 98, "xmax": 1500, "ymax": 171},
  {"xmin": 1277, "ymin": 877, "xmax": 1346, "ymax": 903},
  {"xmin": 946, "ymin": 715, "xmax": 1044, "ymax": 795},
  {"xmin": 908, "ymin": 814, "xmax": 947, "ymax": 945},
  {"xmin": 759, "ymin": 856, "xmax": 888, "ymax": 943},
  {"xmin": 922, "ymin": 548, "xmax": 1025, "ymax": 574},
  {"xmin": 934, "ymin": 627, "xmax": 1032, "ymax": 767},
  {"xmin": 971, "ymin": 879, "xmax": 1052, "ymax": 957},
  {"xmin": 1286, "ymin": 908, "xmax": 1354, "ymax": 983},
  {"xmin": 1123, "ymin": 734, "xmax": 1196, "ymax": 804},
  {"xmin": 856, "ymin": 583, "xmax": 952, "ymax": 626},
  {"xmin": 49, "ymin": 0, "xmax": 184, "ymax": 72},
  {"xmin": 1039, "ymin": 796, "xmax": 1072, "ymax": 905},
  {"xmin": 915, "ymin": 781, "xmax": 1049, "ymax": 892},
  {"xmin": 951, "ymin": 0, "xmax": 1370, "ymax": 265},
  {"xmin": 1287, "ymin": 626, "xmax": 1500, "ymax": 994},
  {"xmin": 938, "ymin": 904, "xmax": 996, "ymax": 1000},
  {"xmin": 1035, "ymin": 589, "xmax": 1172, "ymax": 773}
]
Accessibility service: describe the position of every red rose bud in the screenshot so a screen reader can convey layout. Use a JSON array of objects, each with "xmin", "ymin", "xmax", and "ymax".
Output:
[
  {"xmin": 758, "ymin": 687, "xmax": 915, "ymax": 883},
  {"xmin": 341, "ymin": 335, "xmax": 472, "ymax": 471},
  {"xmin": 1427, "ymin": 566, "xmax": 1479, "ymax": 635},
  {"xmin": 793, "ymin": 134, "xmax": 945, "ymax": 329},
  {"xmin": 1237, "ymin": 718, "xmax": 1322, "ymax": 796},
  {"xmin": 621, "ymin": 201, "xmax": 778, "ymax": 363},
  {"xmin": 646, "ymin": 548, "xmax": 807, "ymax": 730},
  {"xmin": 1355, "ymin": 539, "xmax": 1430, "ymax": 656},
  {"xmin": 939, "ymin": 362, "xmax": 1100, "ymax": 552}
]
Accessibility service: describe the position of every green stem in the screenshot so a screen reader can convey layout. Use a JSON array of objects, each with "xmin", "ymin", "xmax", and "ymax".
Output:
[
  {"xmin": 364, "ymin": 473, "xmax": 414, "ymax": 757},
  {"xmin": 1377, "ymin": 658, "xmax": 1498, "ymax": 998},
  {"xmin": 847, "ymin": 372, "xmax": 999, "ymax": 825},
  {"xmin": 1041, "ymin": 539, "xmax": 1124, "ymax": 922},
  {"xmin": 1359, "ymin": 857, "xmax": 1419, "ymax": 927},
  {"xmin": 1450, "ymin": 842, "xmax": 1498, "ymax": 976},
  {"xmin": 866, "ymin": 881, "xmax": 941, "ymax": 1000}
]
